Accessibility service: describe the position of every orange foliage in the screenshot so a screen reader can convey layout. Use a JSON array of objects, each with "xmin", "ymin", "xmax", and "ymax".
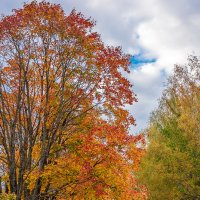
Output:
[{"xmin": 0, "ymin": 1, "xmax": 146, "ymax": 199}]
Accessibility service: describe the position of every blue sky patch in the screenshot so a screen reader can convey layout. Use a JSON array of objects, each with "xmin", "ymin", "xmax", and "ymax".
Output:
[{"xmin": 130, "ymin": 55, "xmax": 157, "ymax": 68}]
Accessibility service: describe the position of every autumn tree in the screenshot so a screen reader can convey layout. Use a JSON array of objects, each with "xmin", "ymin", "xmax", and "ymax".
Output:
[
  {"xmin": 0, "ymin": 1, "xmax": 146, "ymax": 199},
  {"xmin": 137, "ymin": 56, "xmax": 200, "ymax": 200}
]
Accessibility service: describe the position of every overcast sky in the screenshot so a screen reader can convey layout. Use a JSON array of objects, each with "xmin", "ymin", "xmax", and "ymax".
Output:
[{"xmin": 1, "ymin": 0, "xmax": 200, "ymax": 133}]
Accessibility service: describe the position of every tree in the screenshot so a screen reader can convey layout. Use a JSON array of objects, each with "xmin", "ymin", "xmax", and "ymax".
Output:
[
  {"xmin": 0, "ymin": 1, "xmax": 146, "ymax": 199},
  {"xmin": 137, "ymin": 56, "xmax": 200, "ymax": 200}
]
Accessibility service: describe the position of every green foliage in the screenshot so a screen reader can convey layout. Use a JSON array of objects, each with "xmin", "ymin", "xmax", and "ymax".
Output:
[{"xmin": 137, "ymin": 56, "xmax": 200, "ymax": 200}]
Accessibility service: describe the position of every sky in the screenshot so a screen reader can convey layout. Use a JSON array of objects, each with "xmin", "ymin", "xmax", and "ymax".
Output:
[{"xmin": 1, "ymin": 0, "xmax": 200, "ymax": 133}]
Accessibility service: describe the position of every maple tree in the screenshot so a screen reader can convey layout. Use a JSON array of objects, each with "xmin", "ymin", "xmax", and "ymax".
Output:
[
  {"xmin": 137, "ymin": 56, "xmax": 200, "ymax": 200},
  {"xmin": 0, "ymin": 1, "xmax": 146, "ymax": 199}
]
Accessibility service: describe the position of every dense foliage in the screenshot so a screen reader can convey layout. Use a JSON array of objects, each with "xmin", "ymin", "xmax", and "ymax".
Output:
[
  {"xmin": 0, "ymin": 1, "xmax": 146, "ymax": 200},
  {"xmin": 2, "ymin": 1, "xmax": 199, "ymax": 200},
  {"xmin": 138, "ymin": 56, "xmax": 200, "ymax": 200}
]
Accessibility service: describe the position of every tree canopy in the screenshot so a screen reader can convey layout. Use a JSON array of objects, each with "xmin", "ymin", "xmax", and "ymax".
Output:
[
  {"xmin": 0, "ymin": 1, "xmax": 146, "ymax": 200},
  {"xmin": 138, "ymin": 56, "xmax": 200, "ymax": 200}
]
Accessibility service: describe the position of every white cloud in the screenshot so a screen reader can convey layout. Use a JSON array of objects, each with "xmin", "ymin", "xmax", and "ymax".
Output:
[
  {"xmin": 1, "ymin": 0, "xmax": 200, "ymax": 132},
  {"xmin": 128, "ymin": 63, "xmax": 164, "ymax": 133}
]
